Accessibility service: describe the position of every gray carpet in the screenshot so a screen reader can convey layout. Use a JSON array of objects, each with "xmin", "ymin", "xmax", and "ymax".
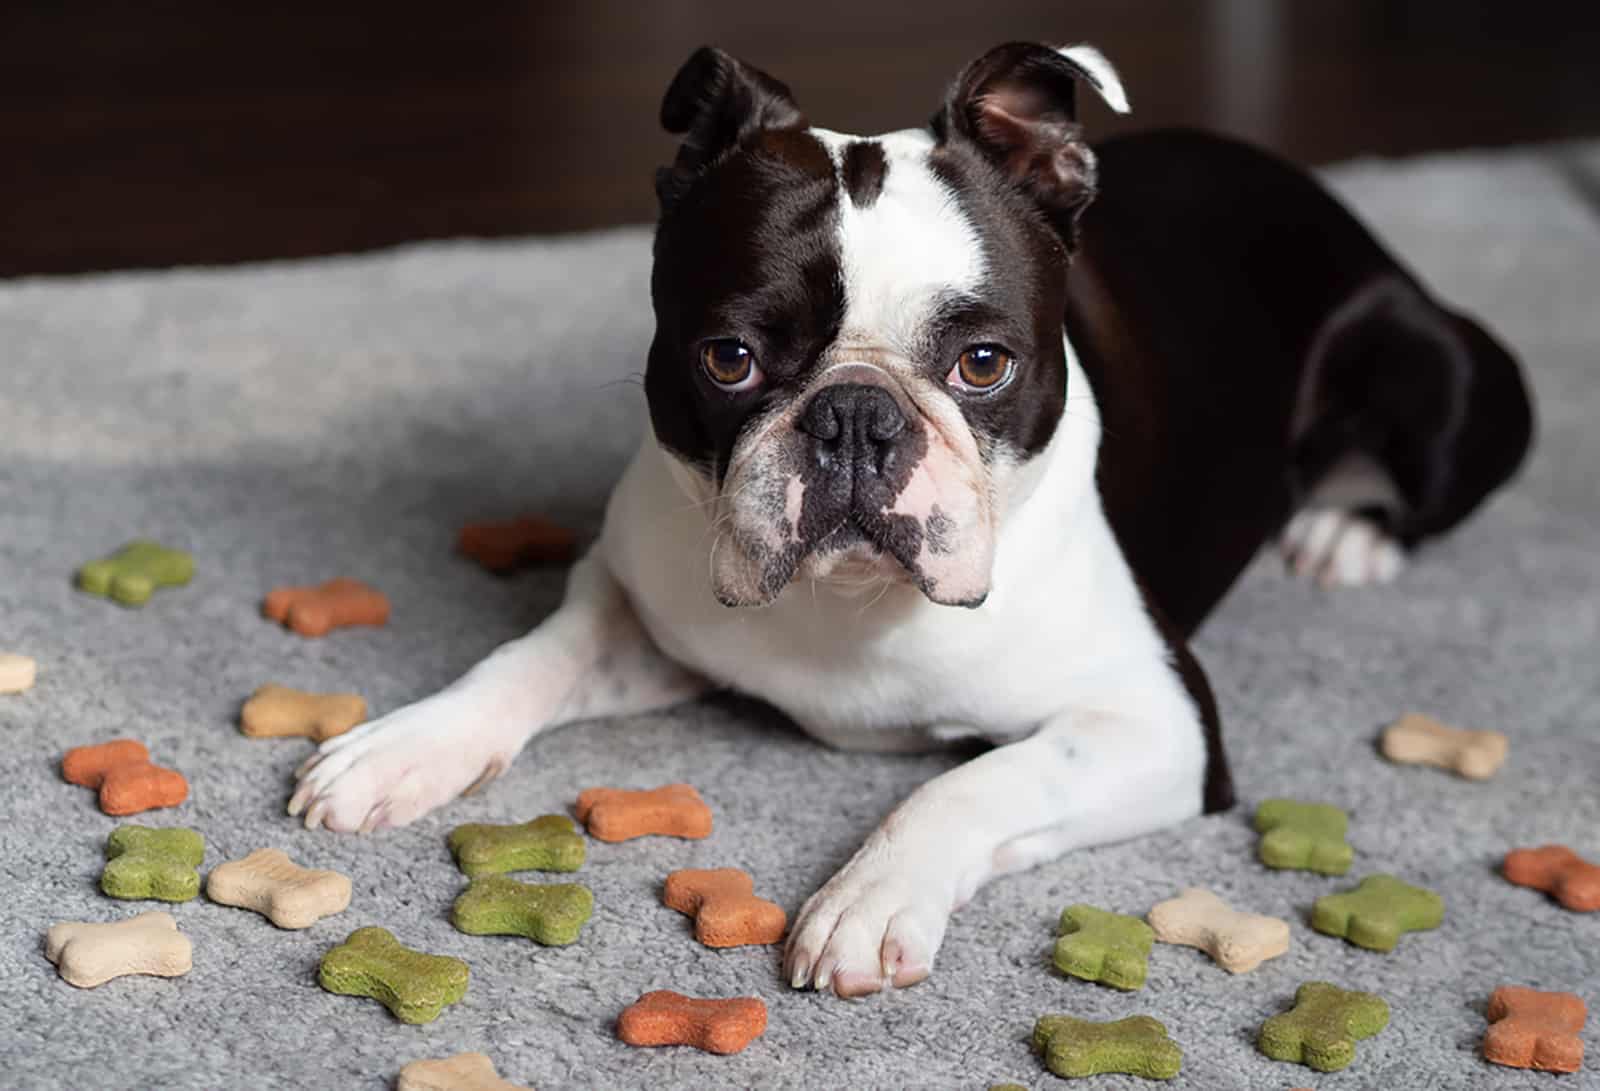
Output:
[{"xmin": 2, "ymin": 141, "xmax": 1597, "ymax": 1091}]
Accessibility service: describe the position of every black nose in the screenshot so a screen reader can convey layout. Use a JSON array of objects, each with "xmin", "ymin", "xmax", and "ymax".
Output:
[{"xmin": 797, "ymin": 383, "xmax": 906, "ymax": 473}]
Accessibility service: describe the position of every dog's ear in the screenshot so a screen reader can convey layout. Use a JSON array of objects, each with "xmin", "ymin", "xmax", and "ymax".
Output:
[
  {"xmin": 933, "ymin": 42, "xmax": 1130, "ymax": 226},
  {"xmin": 655, "ymin": 46, "xmax": 807, "ymax": 208}
]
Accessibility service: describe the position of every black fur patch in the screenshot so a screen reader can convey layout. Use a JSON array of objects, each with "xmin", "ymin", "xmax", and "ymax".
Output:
[{"xmin": 841, "ymin": 140, "xmax": 888, "ymax": 208}]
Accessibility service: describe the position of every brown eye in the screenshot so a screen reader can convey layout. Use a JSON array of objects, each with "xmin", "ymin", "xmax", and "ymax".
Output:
[
  {"xmin": 700, "ymin": 339, "xmax": 760, "ymax": 389},
  {"xmin": 952, "ymin": 345, "xmax": 1014, "ymax": 391}
]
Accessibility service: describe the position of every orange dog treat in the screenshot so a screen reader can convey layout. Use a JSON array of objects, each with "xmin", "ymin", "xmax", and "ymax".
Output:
[
  {"xmin": 62, "ymin": 739, "xmax": 188, "ymax": 816},
  {"xmin": 263, "ymin": 578, "xmax": 389, "ymax": 638},
  {"xmin": 574, "ymin": 783, "xmax": 712, "ymax": 842},
  {"xmin": 240, "ymin": 684, "xmax": 366, "ymax": 742},
  {"xmin": 1503, "ymin": 845, "xmax": 1600, "ymax": 911},
  {"xmin": 458, "ymin": 515, "xmax": 577, "ymax": 573},
  {"xmin": 663, "ymin": 868, "xmax": 787, "ymax": 947},
  {"xmin": 1484, "ymin": 986, "xmax": 1587, "ymax": 1073},
  {"xmin": 616, "ymin": 990, "xmax": 767, "ymax": 1054}
]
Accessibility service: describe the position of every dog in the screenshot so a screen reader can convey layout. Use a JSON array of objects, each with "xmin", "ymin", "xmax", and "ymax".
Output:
[{"xmin": 288, "ymin": 42, "xmax": 1532, "ymax": 997}]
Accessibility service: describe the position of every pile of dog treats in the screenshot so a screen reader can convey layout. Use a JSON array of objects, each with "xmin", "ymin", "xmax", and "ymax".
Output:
[{"xmin": 4, "ymin": 529, "xmax": 1595, "ymax": 1087}]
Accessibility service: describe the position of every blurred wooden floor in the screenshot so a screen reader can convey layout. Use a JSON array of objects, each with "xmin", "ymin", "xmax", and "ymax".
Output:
[{"xmin": 3, "ymin": 1, "xmax": 1598, "ymax": 275}]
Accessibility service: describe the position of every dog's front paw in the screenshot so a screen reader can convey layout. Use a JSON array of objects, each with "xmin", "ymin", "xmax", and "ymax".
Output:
[{"xmin": 286, "ymin": 696, "xmax": 518, "ymax": 833}]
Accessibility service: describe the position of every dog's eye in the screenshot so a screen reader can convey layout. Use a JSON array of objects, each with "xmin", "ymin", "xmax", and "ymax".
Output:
[
  {"xmin": 949, "ymin": 345, "xmax": 1014, "ymax": 392},
  {"xmin": 700, "ymin": 339, "xmax": 762, "ymax": 391}
]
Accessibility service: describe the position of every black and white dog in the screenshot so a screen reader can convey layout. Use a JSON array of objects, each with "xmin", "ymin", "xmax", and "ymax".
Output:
[{"xmin": 289, "ymin": 43, "xmax": 1532, "ymax": 997}]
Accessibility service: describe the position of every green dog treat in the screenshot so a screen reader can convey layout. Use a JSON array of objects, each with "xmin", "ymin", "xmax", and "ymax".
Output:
[
  {"xmin": 318, "ymin": 926, "xmax": 468, "ymax": 1024},
  {"xmin": 1253, "ymin": 798, "xmax": 1353, "ymax": 874},
  {"xmin": 447, "ymin": 814, "xmax": 586, "ymax": 877},
  {"xmin": 77, "ymin": 540, "xmax": 195, "ymax": 606},
  {"xmin": 1258, "ymin": 980, "xmax": 1389, "ymax": 1072},
  {"xmin": 988, "ymin": 1084, "xmax": 1029, "ymax": 1090},
  {"xmin": 100, "ymin": 825, "xmax": 204, "ymax": 902},
  {"xmin": 1311, "ymin": 873, "xmax": 1443, "ymax": 951},
  {"xmin": 451, "ymin": 876, "xmax": 593, "ymax": 946},
  {"xmin": 1033, "ymin": 1014, "xmax": 1183, "ymax": 1080},
  {"xmin": 1052, "ymin": 904, "xmax": 1154, "ymax": 991}
]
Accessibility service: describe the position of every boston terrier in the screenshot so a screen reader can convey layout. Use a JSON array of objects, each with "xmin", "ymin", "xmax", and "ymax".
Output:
[{"xmin": 288, "ymin": 42, "xmax": 1532, "ymax": 997}]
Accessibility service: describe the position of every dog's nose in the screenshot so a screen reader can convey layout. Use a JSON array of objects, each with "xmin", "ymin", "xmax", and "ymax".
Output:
[{"xmin": 797, "ymin": 383, "xmax": 906, "ymax": 473}]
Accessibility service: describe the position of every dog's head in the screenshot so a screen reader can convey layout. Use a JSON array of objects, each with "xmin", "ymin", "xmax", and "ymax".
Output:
[{"xmin": 644, "ymin": 42, "xmax": 1129, "ymax": 608}]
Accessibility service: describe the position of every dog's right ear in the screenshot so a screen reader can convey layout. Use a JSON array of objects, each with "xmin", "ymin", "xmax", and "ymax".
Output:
[{"xmin": 655, "ymin": 47, "xmax": 806, "ymax": 208}]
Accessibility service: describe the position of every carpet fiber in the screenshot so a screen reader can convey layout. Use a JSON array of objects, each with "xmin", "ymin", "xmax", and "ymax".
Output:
[{"xmin": 2, "ymin": 143, "xmax": 1597, "ymax": 1090}]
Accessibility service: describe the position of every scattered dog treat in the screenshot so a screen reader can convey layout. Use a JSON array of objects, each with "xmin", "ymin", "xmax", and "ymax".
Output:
[
  {"xmin": 263, "ymin": 577, "xmax": 390, "ymax": 638},
  {"xmin": 451, "ymin": 876, "xmax": 594, "ymax": 946},
  {"xmin": 1503, "ymin": 845, "xmax": 1600, "ymax": 911},
  {"xmin": 0, "ymin": 652, "xmax": 37, "ymax": 694},
  {"xmin": 318, "ymin": 926, "xmax": 469, "ymax": 1024},
  {"xmin": 76, "ymin": 540, "xmax": 194, "ymax": 606},
  {"xmin": 616, "ymin": 990, "xmax": 767, "ymax": 1055},
  {"xmin": 458, "ymin": 515, "xmax": 578, "ymax": 573},
  {"xmin": 1380, "ymin": 712, "xmax": 1508, "ymax": 780},
  {"xmin": 448, "ymin": 815, "xmax": 586, "ymax": 877},
  {"xmin": 239, "ymin": 684, "xmax": 366, "ymax": 742},
  {"xmin": 62, "ymin": 738, "xmax": 188, "ymax": 816},
  {"xmin": 45, "ymin": 911, "xmax": 192, "ymax": 989},
  {"xmin": 987, "ymin": 1084, "xmax": 1028, "ymax": 1091},
  {"xmin": 1483, "ymin": 985, "xmax": 1587, "ymax": 1073},
  {"xmin": 1146, "ymin": 887, "xmax": 1290, "ymax": 973},
  {"xmin": 1032, "ymin": 1014, "xmax": 1183, "ymax": 1080},
  {"xmin": 1258, "ymin": 981, "xmax": 1389, "ymax": 1072},
  {"xmin": 1253, "ymin": 798, "xmax": 1353, "ymax": 875},
  {"xmin": 663, "ymin": 867, "xmax": 787, "ymax": 948},
  {"xmin": 206, "ymin": 848, "xmax": 352, "ymax": 929},
  {"xmin": 574, "ymin": 783, "xmax": 713, "ymax": 842},
  {"xmin": 1052, "ymin": 905, "xmax": 1154, "ymax": 991},
  {"xmin": 101, "ymin": 825, "xmax": 204, "ymax": 902},
  {"xmin": 397, "ymin": 1052, "xmax": 530, "ymax": 1091},
  {"xmin": 1311, "ymin": 874, "xmax": 1444, "ymax": 951}
]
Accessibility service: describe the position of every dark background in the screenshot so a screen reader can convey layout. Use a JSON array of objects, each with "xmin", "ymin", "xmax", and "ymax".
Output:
[{"xmin": 4, "ymin": 1, "xmax": 1599, "ymax": 277}]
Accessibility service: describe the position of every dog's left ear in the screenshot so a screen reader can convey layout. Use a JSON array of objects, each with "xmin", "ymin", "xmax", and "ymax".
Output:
[{"xmin": 934, "ymin": 42, "xmax": 1130, "ymax": 227}]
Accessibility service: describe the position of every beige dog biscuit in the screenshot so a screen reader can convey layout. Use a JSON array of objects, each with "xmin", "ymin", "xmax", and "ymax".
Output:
[
  {"xmin": 240, "ymin": 684, "xmax": 366, "ymax": 742},
  {"xmin": 45, "ymin": 911, "xmax": 192, "ymax": 988},
  {"xmin": 1381, "ymin": 712, "xmax": 1507, "ymax": 779},
  {"xmin": 1147, "ymin": 887, "xmax": 1290, "ymax": 973},
  {"xmin": 206, "ymin": 848, "xmax": 352, "ymax": 929},
  {"xmin": 0, "ymin": 652, "xmax": 37, "ymax": 694},
  {"xmin": 397, "ymin": 1052, "xmax": 529, "ymax": 1091}
]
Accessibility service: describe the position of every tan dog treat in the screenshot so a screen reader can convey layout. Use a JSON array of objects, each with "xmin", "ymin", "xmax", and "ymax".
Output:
[
  {"xmin": 574, "ymin": 783, "xmax": 713, "ymax": 842},
  {"xmin": 206, "ymin": 848, "xmax": 352, "ymax": 929},
  {"xmin": 663, "ymin": 867, "xmax": 787, "ymax": 947},
  {"xmin": 263, "ymin": 577, "xmax": 390, "ymax": 638},
  {"xmin": 240, "ymin": 684, "xmax": 366, "ymax": 742},
  {"xmin": 1146, "ymin": 887, "xmax": 1290, "ymax": 973},
  {"xmin": 45, "ymin": 911, "xmax": 192, "ymax": 988},
  {"xmin": 0, "ymin": 652, "xmax": 37, "ymax": 694},
  {"xmin": 1380, "ymin": 712, "xmax": 1507, "ymax": 780},
  {"xmin": 396, "ymin": 1052, "xmax": 530, "ymax": 1091}
]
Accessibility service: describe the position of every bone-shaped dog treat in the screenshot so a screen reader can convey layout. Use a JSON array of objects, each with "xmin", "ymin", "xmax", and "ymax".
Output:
[
  {"xmin": 45, "ymin": 911, "xmax": 193, "ymax": 989},
  {"xmin": 1052, "ymin": 904, "xmax": 1154, "ymax": 991},
  {"xmin": 1032, "ymin": 1014, "xmax": 1184, "ymax": 1080},
  {"xmin": 397, "ymin": 1052, "xmax": 531, "ymax": 1091},
  {"xmin": 1312, "ymin": 873, "xmax": 1444, "ymax": 951},
  {"xmin": 1146, "ymin": 887, "xmax": 1290, "ymax": 973},
  {"xmin": 458, "ymin": 515, "xmax": 577, "ymax": 573},
  {"xmin": 101, "ymin": 825, "xmax": 204, "ymax": 902},
  {"xmin": 448, "ymin": 815, "xmax": 586, "ymax": 876},
  {"xmin": 616, "ymin": 990, "xmax": 767, "ymax": 1054},
  {"xmin": 1503, "ymin": 844, "xmax": 1600, "ymax": 911},
  {"xmin": 0, "ymin": 652, "xmax": 37, "ymax": 694},
  {"xmin": 240, "ymin": 684, "xmax": 367, "ymax": 742},
  {"xmin": 1381, "ymin": 712, "xmax": 1508, "ymax": 779},
  {"xmin": 1253, "ymin": 798, "xmax": 1353, "ymax": 875},
  {"xmin": 451, "ymin": 876, "xmax": 593, "ymax": 946},
  {"xmin": 206, "ymin": 848, "xmax": 352, "ymax": 929},
  {"xmin": 63, "ymin": 738, "xmax": 188, "ymax": 816},
  {"xmin": 318, "ymin": 926, "xmax": 469, "ymax": 1024},
  {"xmin": 1483, "ymin": 985, "xmax": 1587, "ymax": 1073},
  {"xmin": 76, "ymin": 540, "xmax": 194, "ymax": 606},
  {"xmin": 1258, "ymin": 981, "xmax": 1389, "ymax": 1072},
  {"xmin": 263, "ymin": 577, "xmax": 390, "ymax": 638},
  {"xmin": 663, "ymin": 867, "xmax": 787, "ymax": 948},
  {"xmin": 574, "ymin": 783, "xmax": 713, "ymax": 842}
]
